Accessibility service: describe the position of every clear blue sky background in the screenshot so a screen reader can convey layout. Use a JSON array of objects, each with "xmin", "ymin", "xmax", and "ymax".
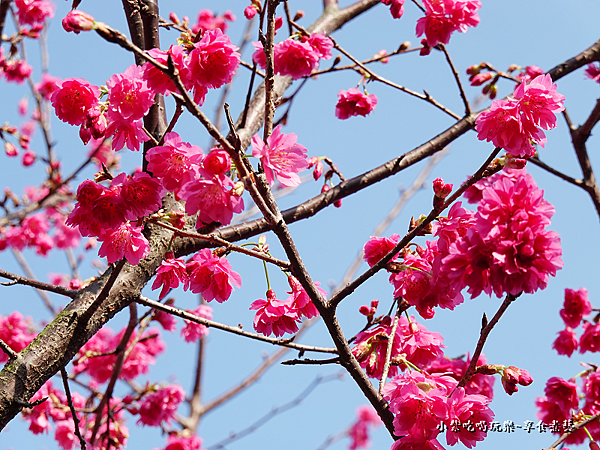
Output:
[{"xmin": 1, "ymin": 1, "xmax": 600, "ymax": 449}]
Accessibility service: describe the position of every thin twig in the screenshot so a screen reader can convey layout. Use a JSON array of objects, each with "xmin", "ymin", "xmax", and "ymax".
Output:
[
  {"xmin": 440, "ymin": 44, "xmax": 471, "ymax": 115},
  {"xmin": 135, "ymin": 296, "xmax": 338, "ymax": 354},
  {"xmin": 11, "ymin": 249, "xmax": 58, "ymax": 314},
  {"xmin": 0, "ymin": 268, "xmax": 78, "ymax": 298},
  {"xmin": 60, "ymin": 367, "xmax": 87, "ymax": 450},
  {"xmin": 0, "ymin": 338, "xmax": 19, "ymax": 360}
]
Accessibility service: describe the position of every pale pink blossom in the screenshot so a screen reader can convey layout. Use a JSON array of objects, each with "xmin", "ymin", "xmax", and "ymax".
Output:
[
  {"xmin": 145, "ymin": 131, "xmax": 204, "ymax": 192},
  {"xmin": 51, "ymin": 78, "xmax": 100, "ymax": 126},
  {"xmin": 152, "ymin": 252, "xmax": 189, "ymax": 299},
  {"xmin": 181, "ymin": 305, "xmax": 213, "ymax": 342},
  {"xmin": 137, "ymin": 385, "xmax": 185, "ymax": 426},
  {"xmin": 192, "ymin": 9, "xmax": 234, "ymax": 34},
  {"xmin": 97, "ymin": 222, "xmax": 149, "ymax": 265},
  {"xmin": 250, "ymin": 289, "xmax": 299, "ymax": 337},
  {"xmin": 251, "ymin": 125, "xmax": 309, "ymax": 187},
  {"xmin": 186, "ymin": 248, "xmax": 242, "ymax": 302},
  {"xmin": 335, "ymin": 88, "xmax": 378, "ymax": 120}
]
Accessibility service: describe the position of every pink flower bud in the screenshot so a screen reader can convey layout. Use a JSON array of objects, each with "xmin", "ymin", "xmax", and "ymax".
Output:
[
  {"xmin": 470, "ymin": 72, "xmax": 493, "ymax": 86},
  {"xmin": 19, "ymin": 134, "xmax": 30, "ymax": 149},
  {"xmin": 419, "ymin": 39, "xmax": 431, "ymax": 56},
  {"xmin": 274, "ymin": 17, "xmax": 283, "ymax": 31},
  {"xmin": 466, "ymin": 64, "xmax": 481, "ymax": 75},
  {"xmin": 433, "ymin": 178, "xmax": 453, "ymax": 198},
  {"xmin": 371, "ymin": 299, "xmax": 379, "ymax": 309},
  {"xmin": 4, "ymin": 142, "xmax": 18, "ymax": 157},
  {"xmin": 165, "ymin": 211, "xmax": 186, "ymax": 229},
  {"xmin": 488, "ymin": 84, "xmax": 498, "ymax": 99},
  {"xmin": 203, "ymin": 149, "xmax": 231, "ymax": 175},
  {"xmin": 376, "ymin": 49, "xmax": 389, "ymax": 64},
  {"xmin": 590, "ymin": 441, "xmax": 600, "ymax": 450},
  {"xmin": 22, "ymin": 150, "xmax": 36, "ymax": 167},
  {"xmin": 244, "ymin": 5, "xmax": 258, "ymax": 19},
  {"xmin": 79, "ymin": 124, "xmax": 92, "ymax": 145},
  {"xmin": 62, "ymin": 10, "xmax": 96, "ymax": 34},
  {"xmin": 169, "ymin": 12, "xmax": 180, "ymax": 24},
  {"xmin": 313, "ymin": 159, "xmax": 323, "ymax": 180},
  {"xmin": 293, "ymin": 10, "xmax": 304, "ymax": 21},
  {"xmin": 359, "ymin": 305, "xmax": 371, "ymax": 316}
]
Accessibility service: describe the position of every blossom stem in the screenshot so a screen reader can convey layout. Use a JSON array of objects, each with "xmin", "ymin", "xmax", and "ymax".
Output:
[
  {"xmin": 263, "ymin": 260, "xmax": 271, "ymax": 290},
  {"xmin": 378, "ymin": 308, "xmax": 400, "ymax": 393}
]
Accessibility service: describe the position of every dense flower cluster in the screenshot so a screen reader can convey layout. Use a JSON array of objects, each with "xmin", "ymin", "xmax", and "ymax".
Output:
[
  {"xmin": 476, "ymin": 74, "xmax": 565, "ymax": 157},
  {"xmin": 348, "ymin": 405, "xmax": 382, "ymax": 450},
  {"xmin": 551, "ymin": 287, "xmax": 594, "ymax": 356},
  {"xmin": 415, "ymin": 0, "xmax": 481, "ymax": 47}
]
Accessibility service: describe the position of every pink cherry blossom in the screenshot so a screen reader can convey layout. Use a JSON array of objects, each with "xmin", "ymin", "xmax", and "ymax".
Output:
[
  {"xmin": 153, "ymin": 310, "xmax": 178, "ymax": 332},
  {"xmin": 363, "ymin": 234, "xmax": 400, "ymax": 267},
  {"xmin": 186, "ymin": 248, "xmax": 242, "ymax": 302},
  {"xmin": 107, "ymin": 65, "xmax": 155, "ymax": 122},
  {"xmin": 203, "ymin": 149, "xmax": 231, "ymax": 176},
  {"xmin": 142, "ymin": 45, "xmax": 190, "ymax": 95},
  {"xmin": 416, "ymin": 0, "xmax": 481, "ymax": 47},
  {"xmin": 545, "ymin": 377, "xmax": 579, "ymax": 416},
  {"xmin": 181, "ymin": 304, "xmax": 213, "ymax": 342},
  {"xmin": 382, "ymin": 0, "xmax": 405, "ymax": 19},
  {"xmin": 145, "ymin": 131, "xmax": 204, "ymax": 192},
  {"xmin": 192, "ymin": 9, "xmax": 234, "ymax": 34},
  {"xmin": 188, "ymin": 28, "xmax": 240, "ymax": 91},
  {"xmin": 513, "ymin": 74, "xmax": 565, "ymax": 131},
  {"xmin": 244, "ymin": 6, "xmax": 258, "ymax": 20},
  {"xmin": 105, "ymin": 118, "xmax": 150, "ymax": 151},
  {"xmin": 286, "ymin": 275, "xmax": 325, "ymax": 319},
  {"xmin": 250, "ymin": 289, "xmax": 299, "ymax": 337},
  {"xmin": 113, "ymin": 172, "xmax": 165, "ymax": 220},
  {"xmin": 444, "ymin": 387, "xmax": 494, "ymax": 447},
  {"xmin": 0, "ymin": 311, "xmax": 36, "ymax": 363},
  {"xmin": 348, "ymin": 405, "xmax": 381, "ymax": 450},
  {"xmin": 62, "ymin": 9, "xmax": 95, "ymax": 33},
  {"xmin": 553, "ymin": 327, "xmax": 578, "ymax": 356},
  {"xmin": 335, "ymin": 88, "xmax": 378, "ymax": 120},
  {"xmin": 15, "ymin": 0, "xmax": 55, "ymax": 26},
  {"xmin": 560, "ymin": 287, "xmax": 592, "ymax": 328},
  {"xmin": 397, "ymin": 317, "xmax": 445, "ymax": 369},
  {"xmin": 179, "ymin": 173, "xmax": 244, "ymax": 226},
  {"xmin": 97, "ymin": 222, "xmax": 149, "ymax": 265},
  {"xmin": 585, "ymin": 62, "xmax": 600, "ymax": 83},
  {"xmin": 305, "ymin": 33, "xmax": 333, "ymax": 60},
  {"xmin": 51, "ymin": 78, "xmax": 100, "ymax": 126},
  {"xmin": 251, "ymin": 125, "xmax": 309, "ymax": 187},
  {"xmin": 157, "ymin": 434, "xmax": 203, "ymax": 450},
  {"xmin": 3, "ymin": 58, "xmax": 33, "ymax": 83},
  {"xmin": 152, "ymin": 252, "xmax": 189, "ymax": 299},
  {"xmin": 137, "ymin": 384, "xmax": 185, "ymax": 426},
  {"xmin": 273, "ymin": 39, "xmax": 320, "ymax": 80},
  {"xmin": 251, "ymin": 41, "xmax": 266, "ymax": 69},
  {"xmin": 580, "ymin": 322, "xmax": 600, "ymax": 353}
]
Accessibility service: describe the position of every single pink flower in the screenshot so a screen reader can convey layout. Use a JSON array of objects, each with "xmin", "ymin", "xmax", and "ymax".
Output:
[
  {"xmin": 107, "ymin": 65, "xmax": 155, "ymax": 122},
  {"xmin": 113, "ymin": 172, "xmax": 165, "ymax": 220},
  {"xmin": 142, "ymin": 45, "xmax": 190, "ymax": 95},
  {"xmin": 188, "ymin": 28, "xmax": 240, "ymax": 91},
  {"xmin": 3, "ymin": 58, "xmax": 33, "ymax": 83},
  {"xmin": 181, "ymin": 305, "xmax": 213, "ymax": 342},
  {"xmin": 137, "ymin": 384, "xmax": 185, "ymax": 427},
  {"xmin": 513, "ymin": 73, "xmax": 565, "ymax": 131},
  {"xmin": 286, "ymin": 275, "xmax": 325, "ymax": 319},
  {"xmin": 250, "ymin": 289, "xmax": 299, "ymax": 337},
  {"xmin": 545, "ymin": 377, "xmax": 579, "ymax": 416},
  {"xmin": 560, "ymin": 287, "xmax": 592, "ymax": 328},
  {"xmin": 553, "ymin": 327, "xmax": 578, "ymax": 356},
  {"xmin": 335, "ymin": 88, "xmax": 378, "ymax": 120},
  {"xmin": 381, "ymin": 0, "xmax": 405, "ymax": 19},
  {"xmin": 152, "ymin": 252, "xmax": 189, "ymax": 299},
  {"xmin": 186, "ymin": 248, "xmax": 242, "ymax": 303},
  {"xmin": 97, "ymin": 222, "xmax": 149, "ymax": 265},
  {"xmin": 585, "ymin": 62, "xmax": 600, "ymax": 83},
  {"xmin": 444, "ymin": 387, "xmax": 494, "ymax": 447},
  {"xmin": 145, "ymin": 131, "xmax": 204, "ymax": 192},
  {"xmin": 273, "ymin": 39, "xmax": 320, "ymax": 80},
  {"xmin": 106, "ymin": 118, "xmax": 150, "ymax": 151},
  {"xmin": 203, "ymin": 149, "xmax": 231, "ymax": 176},
  {"xmin": 305, "ymin": 32, "xmax": 333, "ymax": 60},
  {"xmin": 580, "ymin": 322, "xmax": 600, "ymax": 353},
  {"xmin": 15, "ymin": 0, "xmax": 55, "ymax": 26},
  {"xmin": 62, "ymin": 9, "xmax": 95, "ymax": 33},
  {"xmin": 51, "ymin": 78, "xmax": 100, "ymax": 126},
  {"xmin": 153, "ymin": 310, "xmax": 178, "ymax": 332},
  {"xmin": 157, "ymin": 435, "xmax": 203, "ymax": 450},
  {"xmin": 251, "ymin": 41, "xmax": 266, "ymax": 69},
  {"xmin": 251, "ymin": 125, "xmax": 309, "ymax": 187},
  {"xmin": 363, "ymin": 234, "xmax": 400, "ymax": 267},
  {"xmin": 244, "ymin": 5, "xmax": 258, "ymax": 20}
]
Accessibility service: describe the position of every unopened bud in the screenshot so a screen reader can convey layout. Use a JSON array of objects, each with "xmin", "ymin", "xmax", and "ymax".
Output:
[
  {"xmin": 507, "ymin": 64, "xmax": 520, "ymax": 73},
  {"xmin": 399, "ymin": 41, "xmax": 411, "ymax": 52},
  {"xmin": 293, "ymin": 10, "xmax": 304, "ymax": 21},
  {"xmin": 169, "ymin": 12, "xmax": 180, "ymax": 24},
  {"xmin": 62, "ymin": 10, "xmax": 96, "ymax": 34},
  {"xmin": 4, "ymin": 142, "xmax": 18, "ymax": 157},
  {"xmin": 466, "ymin": 64, "xmax": 480, "ymax": 75},
  {"xmin": 470, "ymin": 72, "xmax": 493, "ymax": 86},
  {"xmin": 313, "ymin": 159, "xmax": 323, "ymax": 180}
]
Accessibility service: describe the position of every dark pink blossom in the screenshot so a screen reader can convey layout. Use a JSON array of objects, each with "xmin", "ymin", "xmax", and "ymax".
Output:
[
  {"xmin": 416, "ymin": 0, "xmax": 481, "ymax": 47},
  {"xmin": 580, "ymin": 322, "xmax": 600, "ymax": 353},
  {"xmin": 501, "ymin": 366, "xmax": 533, "ymax": 395},
  {"xmin": 585, "ymin": 62, "xmax": 600, "ymax": 83},
  {"xmin": 335, "ymin": 88, "xmax": 378, "ymax": 120},
  {"xmin": 157, "ymin": 434, "xmax": 203, "ymax": 450},
  {"xmin": 553, "ymin": 327, "xmax": 578, "ymax": 356},
  {"xmin": 153, "ymin": 310, "xmax": 178, "ymax": 332},
  {"xmin": 105, "ymin": 118, "xmax": 150, "ymax": 151},
  {"xmin": 113, "ymin": 172, "xmax": 165, "ymax": 220},
  {"xmin": 186, "ymin": 248, "xmax": 242, "ymax": 303},
  {"xmin": 0, "ymin": 311, "xmax": 35, "ymax": 363},
  {"xmin": 273, "ymin": 39, "xmax": 320, "ymax": 80},
  {"xmin": 3, "ymin": 58, "xmax": 33, "ymax": 83},
  {"xmin": 286, "ymin": 275, "xmax": 325, "ymax": 319},
  {"xmin": 251, "ymin": 125, "xmax": 309, "ymax": 187},
  {"xmin": 363, "ymin": 234, "xmax": 400, "ymax": 267},
  {"xmin": 203, "ymin": 149, "xmax": 231, "ymax": 175},
  {"xmin": 62, "ymin": 9, "xmax": 95, "ymax": 33},
  {"xmin": 145, "ymin": 131, "xmax": 204, "ymax": 192},
  {"xmin": 97, "ymin": 222, "xmax": 149, "ymax": 265},
  {"xmin": 138, "ymin": 385, "xmax": 185, "ymax": 426},
  {"xmin": 544, "ymin": 377, "xmax": 579, "ymax": 416},
  {"xmin": 513, "ymin": 74, "xmax": 565, "ymax": 131},
  {"xmin": 382, "ymin": 0, "xmax": 405, "ymax": 19},
  {"xmin": 181, "ymin": 305, "xmax": 213, "ymax": 342},
  {"xmin": 152, "ymin": 252, "xmax": 189, "ymax": 299},
  {"xmin": 444, "ymin": 387, "xmax": 494, "ymax": 447},
  {"xmin": 51, "ymin": 78, "xmax": 100, "ymax": 126},
  {"xmin": 348, "ymin": 405, "xmax": 381, "ymax": 450},
  {"xmin": 107, "ymin": 65, "xmax": 155, "ymax": 122},
  {"xmin": 188, "ymin": 28, "xmax": 240, "ymax": 91},
  {"xmin": 250, "ymin": 289, "xmax": 299, "ymax": 337},
  {"xmin": 560, "ymin": 287, "xmax": 592, "ymax": 328}
]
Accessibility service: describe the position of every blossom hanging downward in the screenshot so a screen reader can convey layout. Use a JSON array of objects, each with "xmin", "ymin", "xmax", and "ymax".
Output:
[
  {"xmin": 335, "ymin": 87, "xmax": 378, "ymax": 120},
  {"xmin": 251, "ymin": 125, "xmax": 309, "ymax": 187}
]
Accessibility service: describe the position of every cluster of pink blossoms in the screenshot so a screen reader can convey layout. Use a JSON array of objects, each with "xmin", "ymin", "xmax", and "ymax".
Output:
[
  {"xmin": 552, "ymin": 287, "xmax": 597, "ymax": 356},
  {"xmin": 21, "ymin": 380, "xmax": 129, "ymax": 450},
  {"xmin": 416, "ymin": 0, "xmax": 481, "ymax": 47},
  {"xmin": 348, "ymin": 405, "xmax": 382, "ymax": 450},
  {"xmin": 73, "ymin": 326, "xmax": 165, "ymax": 386},
  {"xmin": 363, "ymin": 168, "xmax": 562, "ymax": 319},
  {"xmin": 0, "ymin": 311, "xmax": 36, "ymax": 363},
  {"xmin": 250, "ymin": 276, "xmax": 325, "ymax": 337},
  {"xmin": 14, "ymin": 0, "xmax": 55, "ymax": 27},
  {"xmin": 535, "ymin": 373, "xmax": 600, "ymax": 446},
  {"xmin": 136, "ymin": 384, "xmax": 185, "ymax": 427},
  {"xmin": 55, "ymin": 23, "xmax": 240, "ymax": 149},
  {"xmin": 382, "ymin": 371, "xmax": 494, "ymax": 450},
  {"xmin": 476, "ymin": 74, "xmax": 565, "ymax": 157},
  {"xmin": 252, "ymin": 31, "xmax": 333, "ymax": 80}
]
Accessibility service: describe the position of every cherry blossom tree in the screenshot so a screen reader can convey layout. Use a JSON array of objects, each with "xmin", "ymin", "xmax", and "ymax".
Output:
[{"xmin": 0, "ymin": 1, "xmax": 600, "ymax": 450}]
